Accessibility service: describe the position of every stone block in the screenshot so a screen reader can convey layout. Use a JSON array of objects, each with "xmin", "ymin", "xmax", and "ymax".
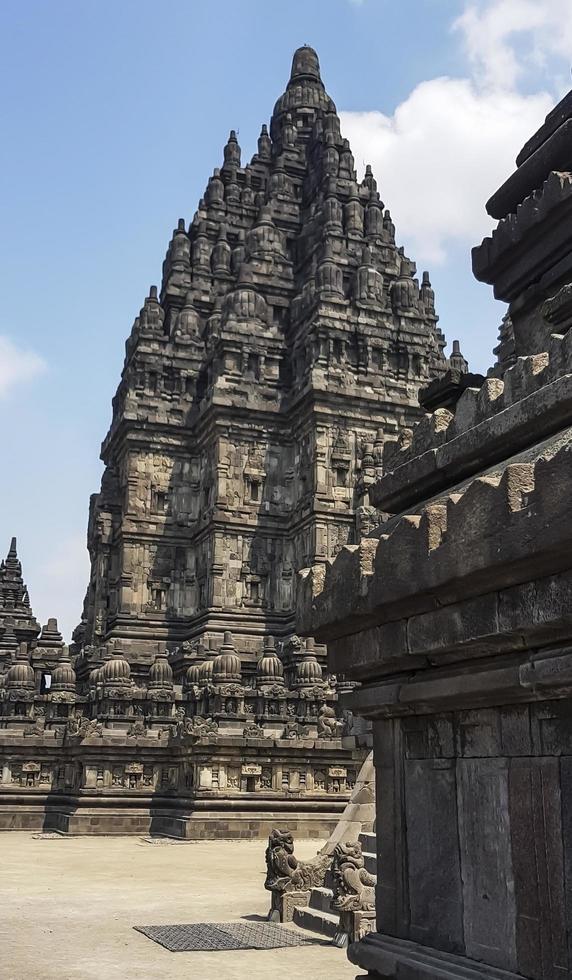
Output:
[
  {"xmin": 328, "ymin": 621, "xmax": 409, "ymax": 679},
  {"xmin": 509, "ymin": 757, "xmax": 568, "ymax": 978},
  {"xmin": 408, "ymin": 593, "xmax": 500, "ymax": 659},
  {"xmin": 457, "ymin": 758, "xmax": 517, "ymax": 972},
  {"xmin": 404, "ymin": 758, "xmax": 464, "ymax": 954}
]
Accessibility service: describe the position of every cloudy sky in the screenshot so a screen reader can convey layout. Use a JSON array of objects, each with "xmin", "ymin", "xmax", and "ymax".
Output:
[{"xmin": 1, "ymin": 0, "xmax": 570, "ymax": 640}]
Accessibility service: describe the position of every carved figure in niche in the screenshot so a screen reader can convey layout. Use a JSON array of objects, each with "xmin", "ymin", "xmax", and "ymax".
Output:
[
  {"xmin": 180, "ymin": 715, "xmax": 218, "ymax": 738},
  {"xmin": 127, "ymin": 719, "xmax": 147, "ymax": 738},
  {"xmin": 225, "ymin": 697, "xmax": 238, "ymax": 714},
  {"xmin": 39, "ymin": 767, "xmax": 52, "ymax": 785},
  {"xmin": 283, "ymin": 721, "xmax": 299, "ymax": 739},
  {"xmin": 331, "ymin": 840, "xmax": 376, "ymax": 912},
  {"xmin": 317, "ymin": 704, "xmax": 344, "ymax": 738},
  {"xmin": 314, "ymin": 769, "xmax": 326, "ymax": 791},
  {"xmin": 243, "ymin": 722, "xmax": 266, "ymax": 738},
  {"xmin": 264, "ymin": 829, "xmax": 331, "ymax": 895},
  {"xmin": 227, "ymin": 769, "xmax": 240, "ymax": 789},
  {"xmin": 261, "ymin": 768, "xmax": 273, "ymax": 790},
  {"xmin": 24, "ymin": 714, "xmax": 46, "ymax": 736},
  {"xmin": 355, "ymin": 505, "xmax": 380, "ymax": 542},
  {"xmin": 66, "ymin": 716, "xmax": 103, "ymax": 740}
]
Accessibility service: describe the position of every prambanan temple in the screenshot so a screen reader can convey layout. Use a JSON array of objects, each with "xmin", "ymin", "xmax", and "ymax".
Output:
[{"xmin": 0, "ymin": 47, "xmax": 453, "ymax": 837}]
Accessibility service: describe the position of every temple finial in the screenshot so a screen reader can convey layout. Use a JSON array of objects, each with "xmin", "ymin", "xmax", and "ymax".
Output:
[
  {"xmin": 450, "ymin": 339, "xmax": 469, "ymax": 374},
  {"xmin": 224, "ymin": 129, "xmax": 241, "ymax": 168},
  {"xmin": 290, "ymin": 45, "xmax": 321, "ymax": 83}
]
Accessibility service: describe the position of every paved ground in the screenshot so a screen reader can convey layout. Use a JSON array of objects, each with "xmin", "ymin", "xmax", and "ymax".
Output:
[{"xmin": 0, "ymin": 833, "xmax": 355, "ymax": 980}]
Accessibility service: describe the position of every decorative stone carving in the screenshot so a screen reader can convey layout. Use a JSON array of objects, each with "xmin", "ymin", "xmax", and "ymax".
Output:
[
  {"xmin": 24, "ymin": 712, "xmax": 45, "ymax": 736},
  {"xmin": 127, "ymin": 719, "xmax": 147, "ymax": 738},
  {"xmin": 179, "ymin": 715, "xmax": 218, "ymax": 738},
  {"xmin": 264, "ymin": 829, "xmax": 331, "ymax": 920},
  {"xmin": 331, "ymin": 840, "xmax": 375, "ymax": 912},
  {"xmin": 317, "ymin": 704, "xmax": 344, "ymax": 739},
  {"xmin": 243, "ymin": 722, "xmax": 267, "ymax": 738},
  {"xmin": 282, "ymin": 721, "xmax": 309, "ymax": 739},
  {"xmin": 66, "ymin": 716, "xmax": 103, "ymax": 740}
]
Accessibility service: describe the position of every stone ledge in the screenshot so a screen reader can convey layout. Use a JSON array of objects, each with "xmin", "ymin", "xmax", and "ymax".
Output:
[
  {"xmin": 298, "ymin": 438, "xmax": 572, "ymax": 642},
  {"xmin": 348, "ymin": 645, "xmax": 572, "ymax": 719},
  {"xmin": 486, "ymin": 123, "xmax": 572, "ymax": 220},
  {"xmin": 377, "ymin": 357, "xmax": 572, "ymax": 514},
  {"xmin": 475, "ymin": 171, "xmax": 572, "ymax": 285},
  {"xmin": 326, "ymin": 566, "xmax": 572, "ymax": 680},
  {"xmin": 349, "ymin": 932, "xmax": 525, "ymax": 979}
]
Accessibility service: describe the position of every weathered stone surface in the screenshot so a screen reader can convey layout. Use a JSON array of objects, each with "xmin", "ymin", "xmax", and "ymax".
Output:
[
  {"xmin": 404, "ymin": 759, "xmax": 463, "ymax": 954},
  {"xmin": 74, "ymin": 44, "xmax": 446, "ymax": 680},
  {"xmin": 0, "ymin": 47, "xmax": 453, "ymax": 835},
  {"xmin": 299, "ymin": 85, "xmax": 572, "ymax": 980},
  {"xmin": 509, "ymin": 758, "xmax": 568, "ymax": 979},
  {"xmin": 486, "ymin": 121, "xmax": 572, "ymax": 220}
]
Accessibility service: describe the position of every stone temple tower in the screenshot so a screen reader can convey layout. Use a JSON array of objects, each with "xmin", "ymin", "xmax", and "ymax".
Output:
[{"xmin": 73, "ymin": 46, "xmax": 447, "ymax": 681}]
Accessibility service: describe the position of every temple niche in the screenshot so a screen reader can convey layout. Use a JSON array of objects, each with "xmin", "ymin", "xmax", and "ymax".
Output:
[{"xmin": 0, "ymin": 47, "xmax": 455, "ymax": 838}]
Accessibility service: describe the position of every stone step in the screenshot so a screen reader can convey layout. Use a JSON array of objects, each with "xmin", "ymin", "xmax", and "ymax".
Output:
[
  {"xmin": 363, "ymin": 850, "xmax": 376, "ymax": 876},
  {"xmin": 359, "ymin": 831, "xmax": 376, "ymax": 852},
  {"xmin": 293, "ymin": 904, "xmax": 340, "ymax": 939},
  {"xmin": 308, "ymin": 886, "xmax": 334, "ymax": 913}
]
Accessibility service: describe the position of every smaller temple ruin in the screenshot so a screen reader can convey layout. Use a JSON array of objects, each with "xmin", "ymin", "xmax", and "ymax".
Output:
[{"xmin": 0, "ymin": 538, "xmax": 367, "ymax": 836}]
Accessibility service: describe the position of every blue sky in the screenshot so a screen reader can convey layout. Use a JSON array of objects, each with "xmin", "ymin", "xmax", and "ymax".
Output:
[{"xmin": 1, "ymin": 0, "xmax": 569, "ymax": 639}]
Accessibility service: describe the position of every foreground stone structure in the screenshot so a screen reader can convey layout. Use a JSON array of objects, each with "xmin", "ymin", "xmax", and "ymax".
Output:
[
  {"xmin": 299, "ymin": 91, "xmax": 572, "ymax": 976},
  {"xmin": 0, "ymin": 47, "xmax": 451, "ymax": 836}
]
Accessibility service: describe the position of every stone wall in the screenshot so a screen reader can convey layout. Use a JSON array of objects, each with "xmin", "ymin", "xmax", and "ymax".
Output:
[{"xmin": 298, "ymin": 87, "xmax": 572, "ymax": 978}]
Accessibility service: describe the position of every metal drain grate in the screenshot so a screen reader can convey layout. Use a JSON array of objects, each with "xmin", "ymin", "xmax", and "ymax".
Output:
[{"xmin": 134, "ymin": 920, "xmax": 319, "ymax": 951}]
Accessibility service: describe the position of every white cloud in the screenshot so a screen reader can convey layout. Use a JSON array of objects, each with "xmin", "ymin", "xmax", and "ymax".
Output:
[
  {"xmin": 453, "ymin": 0, "xmax": 572, "ymax": 92},
  {"xmin": 339, "ymin": 0, "xmax": 572, "ymax": 266},
  {"xmin": 0, "ymin": 335, "xmax": 46, "ymax": 396},
  {"xmin": 340, "ymin": 80, "xmax": 551, "ymax": 264}
]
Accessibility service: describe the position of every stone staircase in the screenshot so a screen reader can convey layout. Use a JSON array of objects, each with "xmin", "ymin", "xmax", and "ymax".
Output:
[
  {"xmin": 293, "ymin": 874, "xmax": 340, "ymax": 938},
  {"xmin": 292, "ymin": 830, "xmax": 377, "ymax": 939}
]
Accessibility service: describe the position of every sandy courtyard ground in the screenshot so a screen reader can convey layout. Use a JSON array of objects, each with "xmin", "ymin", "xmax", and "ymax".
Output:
[{"xmin": 0, "ymin": 833, "xmax": 355, "ymax": 980}]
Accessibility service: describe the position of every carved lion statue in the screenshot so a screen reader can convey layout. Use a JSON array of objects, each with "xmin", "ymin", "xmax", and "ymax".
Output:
[
  {"xmin": 331, "ymin": 840, "xmax": 376, "ymax": 912},
  {"xmin": 317, "ymin": 704, "xmax": 344, "ymax": 739},
  {"xmin": 264, "ymin": 829, "xmax": 330, "ymax": 895}
]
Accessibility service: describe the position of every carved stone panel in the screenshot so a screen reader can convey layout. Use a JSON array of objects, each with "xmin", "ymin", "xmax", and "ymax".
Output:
[
  {"xmin": 404, "ymin": 758, "xmax": 464, "ymax": 954},
  {"xmin": 457, "ymin": 758, "xmax": 517, "ymax": 971}
]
